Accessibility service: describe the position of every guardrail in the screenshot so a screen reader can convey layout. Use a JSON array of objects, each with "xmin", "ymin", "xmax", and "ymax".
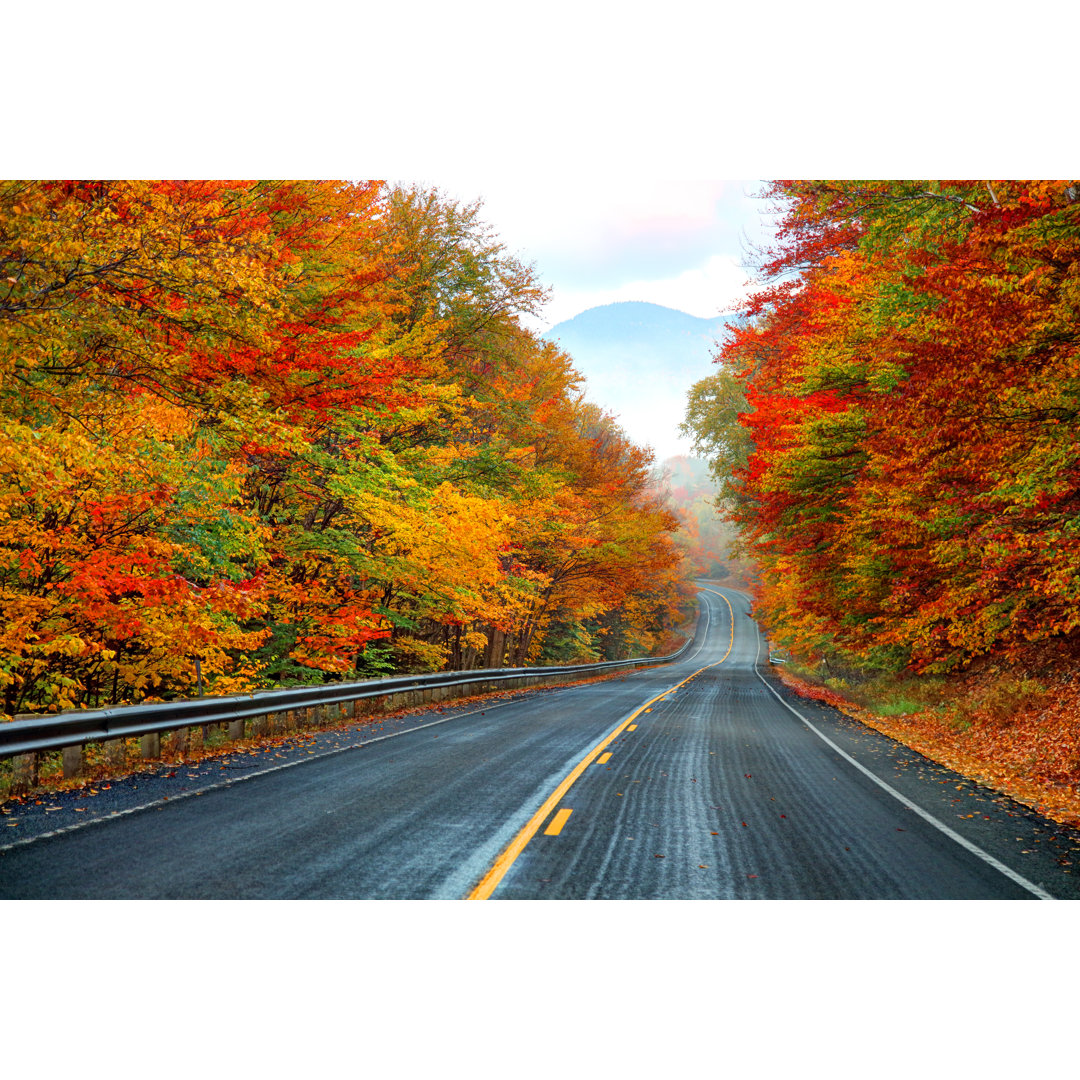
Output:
[{"xmin": 0, "ymin": 637, "xmax": 693, "ymax": 792}]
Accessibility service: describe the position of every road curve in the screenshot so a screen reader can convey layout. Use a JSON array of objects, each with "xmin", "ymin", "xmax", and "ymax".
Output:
[{"xmin": 2, "ymin": 587, "xmax": 1078, "ymax": 899}]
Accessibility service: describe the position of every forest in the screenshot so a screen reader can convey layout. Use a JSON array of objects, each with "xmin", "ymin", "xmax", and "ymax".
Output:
[
  {"xmin": 685, "ymin": 180, "xmax": 1080, "ymax": 814},
  {"xmin": 0, "ymin": 180, "xmax": 698, "ymax": 719}
]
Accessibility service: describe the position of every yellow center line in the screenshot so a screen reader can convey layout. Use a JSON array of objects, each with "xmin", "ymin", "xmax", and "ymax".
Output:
[
  {"xmin": 597, "ymin": 752, "xmax": 612, "ymax": 765},
  {"xmin": 467, "ymin": 587, "xmax": 737, "ymax": 900},
  {"xmin": 544, "ymin": 808, "xmax": 573, "ymax": 836}
]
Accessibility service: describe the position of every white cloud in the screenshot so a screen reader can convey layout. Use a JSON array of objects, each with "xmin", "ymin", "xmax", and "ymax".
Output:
[{"xmin": 535, "ymin": 253, "xmax": 755, "ymax": 329}]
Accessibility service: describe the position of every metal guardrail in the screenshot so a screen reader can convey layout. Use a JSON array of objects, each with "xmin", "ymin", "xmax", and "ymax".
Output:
[{"xmin": 0, "ymin": 638, "xmax": 694, "ymax": 762}]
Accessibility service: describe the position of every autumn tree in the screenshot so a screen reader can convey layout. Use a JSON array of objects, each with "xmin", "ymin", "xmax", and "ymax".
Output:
[
  {"xmin": 686, "ymin": 180, "xmax": 1080, "ymax": 675},
  {"xmin": 2, "ymin": 180, "xmax": 694, "ymax": 717}
]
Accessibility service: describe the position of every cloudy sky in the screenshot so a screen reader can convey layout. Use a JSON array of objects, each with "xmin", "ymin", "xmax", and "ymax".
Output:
[{"xmin": 409, "ymin": 177, "xmax": 779, "ymax": 331}]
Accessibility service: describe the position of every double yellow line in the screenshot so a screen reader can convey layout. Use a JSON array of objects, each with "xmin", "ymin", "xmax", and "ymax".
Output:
[{"xmin": 468, "ymin": 588, "xmax": 736, "ymax": 900}]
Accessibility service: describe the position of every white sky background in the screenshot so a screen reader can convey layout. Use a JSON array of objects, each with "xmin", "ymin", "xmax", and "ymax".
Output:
[
  {"xmin": 7, "ymin": 0, "xmax": 1077, "ymax": 1072},
  {"xmin": 396, "ymin": 177, "xmax": 779, "ymax": 331}
]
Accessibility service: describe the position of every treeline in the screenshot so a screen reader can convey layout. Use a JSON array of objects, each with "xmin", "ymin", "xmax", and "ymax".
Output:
[
  {"xmin": 1, "ymin": 180, "xmax": 689, "ymax": 716},
  {"xmin": 660, "ymin": 456, "xmax": 756, "ymax": 588},
  {"xmin": 686, "ymin": 180, "xmax": 1080, "ymax": 677}
]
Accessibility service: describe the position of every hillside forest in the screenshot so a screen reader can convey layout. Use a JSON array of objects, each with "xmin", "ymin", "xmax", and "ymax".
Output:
[
  {"xmin": 0, "ymin": 180, "xmax": 726, "ymax": 719},
  {"xmin": 684, "ymin": 180, "xmax": 1080, "ymax": 816}
]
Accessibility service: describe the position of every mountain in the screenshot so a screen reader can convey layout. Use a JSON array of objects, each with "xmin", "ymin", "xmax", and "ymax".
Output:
[{"xmin": 542, "ymin": 301, "xmax": 740, "ymax": 462}]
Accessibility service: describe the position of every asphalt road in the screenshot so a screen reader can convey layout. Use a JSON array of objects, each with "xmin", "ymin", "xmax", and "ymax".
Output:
[{"xmin": 2, "ymin": 586, "xmax": 1079, "ymax": 899}]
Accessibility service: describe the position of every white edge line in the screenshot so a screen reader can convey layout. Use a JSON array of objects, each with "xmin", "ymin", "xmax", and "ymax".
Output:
[
  {"xmin": 751, "ymin": 645, "xmax": 1055, "ymax": 901},
  {"xmin": 684, "ymin": 593, "xmax": 712, "ymax": 665}
]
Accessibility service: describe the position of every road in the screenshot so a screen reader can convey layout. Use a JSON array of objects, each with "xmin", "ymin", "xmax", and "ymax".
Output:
[{"xmin": 2, "ymin": 586, "xmax": 1078, "ymax": 899}]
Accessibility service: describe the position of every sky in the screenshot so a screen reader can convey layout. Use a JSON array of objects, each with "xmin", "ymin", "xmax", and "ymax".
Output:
[{"xmin": 396, "ymin": 177, "xmax": 779, "ymax": 332}]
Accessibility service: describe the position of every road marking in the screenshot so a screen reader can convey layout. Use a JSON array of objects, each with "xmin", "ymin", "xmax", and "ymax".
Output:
[
  {"xmin": 701, "ymin": 588, "xmax": 735, "ymax": 661},
  {"xmin": 597, "ymin": 752, "xmax": 612, "ymax": 765},
  {"xmin": 747, "ymin": 616, "xmax": 1055, "ymax": 901},
  {"xmin": 682, "ymin": 595, "xmax": 713, "ymax": 665},
  {"xmin": 544, "ymin": 808, "xmax": 573, "ymax": 836},
  {"xmin": 627, "ymin": 725, "xmax": 637, "ymax": 731},
  {"xmin": 468, "ymin": 587, "xmax": 736, "ymax": 900}
]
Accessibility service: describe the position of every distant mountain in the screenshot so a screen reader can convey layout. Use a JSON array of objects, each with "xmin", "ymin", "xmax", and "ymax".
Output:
[{"xmin": 543, "ymin": 301, "xmax": 742, "ymax": 462}]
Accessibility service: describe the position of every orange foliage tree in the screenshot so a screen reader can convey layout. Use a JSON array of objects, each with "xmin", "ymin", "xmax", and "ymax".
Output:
[{"xmin": 1, "ymin": 180, "xmax": 692, "ymax": 716}]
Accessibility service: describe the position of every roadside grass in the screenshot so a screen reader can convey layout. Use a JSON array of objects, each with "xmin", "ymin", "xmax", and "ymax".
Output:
[{"xmin": 873, "ymin": 697, "xmax": 927, "ymax": 717}]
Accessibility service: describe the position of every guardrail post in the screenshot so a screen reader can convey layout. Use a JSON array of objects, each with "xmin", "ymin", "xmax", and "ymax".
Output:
[
  {"xmin": 227, "ymin": 718, "xmax": 245, "ymax": 742},
  {"xmin": 62, "ymin": 744, "xmax": 84, "ymax": 779},
  {"xmin": 140, "ymin": 732, "xmax": 160, "ymax": 759},
  {"xmin": 172, "ymin": 727, "xmax": 189, "ymax": 756}
]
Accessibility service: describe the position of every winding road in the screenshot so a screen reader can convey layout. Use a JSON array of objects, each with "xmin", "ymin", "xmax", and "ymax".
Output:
[{"xmin": 3, "ymin": 586, "xmax": 1078, "ymax": 899}]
